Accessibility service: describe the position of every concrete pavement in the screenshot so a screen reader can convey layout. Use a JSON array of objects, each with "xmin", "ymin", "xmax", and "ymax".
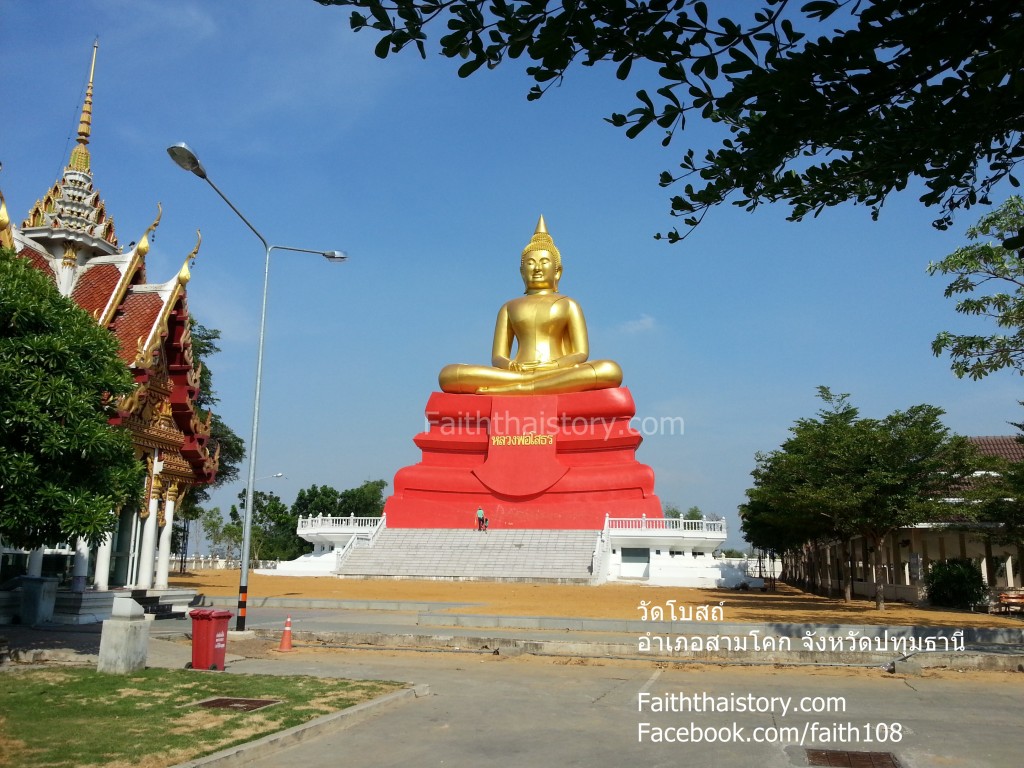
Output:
[{"xmin": 3, "ymin": 600, "xmax": 1024, "ymax": 767}]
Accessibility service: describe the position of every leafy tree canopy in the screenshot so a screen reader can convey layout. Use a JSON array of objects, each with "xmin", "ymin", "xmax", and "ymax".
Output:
[
  {"xmin": 964, "ymin": 410, "xmax": 1024, "ymax": 547},
  {"xmin": 292, "ymin": 480, "xmax": 388, "ymax": 519},
  {"xmin": 742, "ymin": 386, "xmax": 977, "ymax": 608},
  {"xmin": 316, "ymin": 0, "xmax": 1024, "ymax": 239},
  {"xmin": 929, "ymin": 196, "xmax": 1024, "ymax": 380},
  {"xmin": 234, "ymin": 490, "xmax": 306, "ymax": 562},
  {"xmin": 0, "ymin": 248, "xmax": 144, "ymax": 549}
]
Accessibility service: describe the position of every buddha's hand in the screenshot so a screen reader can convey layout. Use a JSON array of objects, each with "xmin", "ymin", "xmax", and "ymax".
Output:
[{"xmin": 519, "ymin": 360, "xmax": 559, "ymax": 372}]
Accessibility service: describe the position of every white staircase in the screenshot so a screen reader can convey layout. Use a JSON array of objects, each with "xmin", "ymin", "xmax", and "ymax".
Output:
[{"xmin": 336, "ymin": 529, "xmax": 600, "ymax": 582}]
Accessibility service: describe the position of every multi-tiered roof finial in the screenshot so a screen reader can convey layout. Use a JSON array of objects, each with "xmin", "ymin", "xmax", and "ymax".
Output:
[
  {"xmin": 69, "ymin": 39, "xmax": 99, "ymax": 173},
  {"xmin": 23, "ymin": 39, "xmax": 117, "ymax": 249}
]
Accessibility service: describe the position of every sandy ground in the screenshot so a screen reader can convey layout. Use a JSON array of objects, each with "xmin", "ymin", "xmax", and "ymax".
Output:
[{"xmin": 168, "ymin": 571, "xmax": 1024, "ymax": 628}]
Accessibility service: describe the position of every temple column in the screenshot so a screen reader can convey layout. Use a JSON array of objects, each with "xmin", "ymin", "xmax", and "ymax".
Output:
[
  {"xmin": 154, "ymin": 483, "xmax": 179, "ymax": 589},
  {"xmin": 113, "ymin": 507, "xmax": 134, "ymax": 586},
  {"xmin": 982, "ymin": 538, "xmax": 995, "ymax": 585},
  {"xmin": 71, "ymin": 537, "xmax": 90, "ymax": 592},
  {"xmin": 94, "ymin": 532, "xmax": 113, "ymax": 591},
  {"xmin": 125, "ymin": 509, "xmax": 142, "ymax": 586},
  {"xmin": 891, "ymin": 532, "xmax": 905, "ymax": 586},
  {"xmin": 136, "ymin": 475, "xmax": 163, "ymax": 590},
  {"xmin": 27, "ymin": 547, "xmax": 45, "ymax": 577}
]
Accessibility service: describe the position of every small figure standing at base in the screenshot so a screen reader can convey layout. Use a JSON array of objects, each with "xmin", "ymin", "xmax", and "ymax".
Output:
[
  {"xmin": 483, "ymin": 517, "xmax": 489, "ymax": 533},
  {"xmin": 477, "ymin": 506, "xmax": 485, "ymax": 531}
]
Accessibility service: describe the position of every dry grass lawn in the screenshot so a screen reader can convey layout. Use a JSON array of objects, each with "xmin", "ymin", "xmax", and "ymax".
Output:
[{"xmin": 169, "ymin": 571, "xmax": 1024, "ymax": 629}]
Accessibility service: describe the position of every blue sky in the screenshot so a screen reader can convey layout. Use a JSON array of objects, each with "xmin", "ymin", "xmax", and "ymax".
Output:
[{"xmin": 3, "ymin": 0, "xmax": 1019, "ymax": 549}]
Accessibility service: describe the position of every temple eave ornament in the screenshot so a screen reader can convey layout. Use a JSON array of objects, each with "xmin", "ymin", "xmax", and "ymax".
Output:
[{"xmin": 438, "ymin": 215, "xmax": 622, "ymax": 396}]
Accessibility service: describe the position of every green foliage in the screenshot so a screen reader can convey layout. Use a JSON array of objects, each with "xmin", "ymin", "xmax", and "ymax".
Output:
[
  {"xmin": 662, "ymin": 503, "xmax": 681, "ymax": 519},
  {"xmin": 200, "ymin": 506, "xmax": 240, "ymax": 559},
  {"xmin": 235, "ymin": 490, "xmax": 307, "ymax": 562},
  {"xmin": 924, "ymin": 558, "xmax": 988, "ymax": 609},
  {"xmin": 964, "ymin": 411, "xmax": 1024, "ymax": 547},
  {"xmin": 0, "ymin": 248, "xmax": 144, "ymax": 548},
  {"xmin": 684, "ymin": 505, "xmax": 703, "ymax": 520},
  {"xmin": 929, "ymin": 197, "xmax": 1024, "ymax": 380},
  {"xmin": 292, "ymin": 480, "xmax": 388, "ymax": 519},
  {"xmin": 745, "ymin": 387, "xmax": 977, "ymax": 545},
  {"xmin": 316, "ymin": 0, "xmax": 1024, "ymax": 239},
  {"xmin": 341, "ymin": 478, "xmax": 388, "ymax": 518},
  {"xmin": 203, "ymin": 480, "xmax": 389, "ymax": 563},
  {"xmin": 742, "ymin": 386, "xmax": 979, "ymax": 607}
]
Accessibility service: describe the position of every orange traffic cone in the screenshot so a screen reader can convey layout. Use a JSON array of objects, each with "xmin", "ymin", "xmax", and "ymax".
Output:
[{"xmin": 275, "ymin": 615, "xmax": 295, "ymax": 653}]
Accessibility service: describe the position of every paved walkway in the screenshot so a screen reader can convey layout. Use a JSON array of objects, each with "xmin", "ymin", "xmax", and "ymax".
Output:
[{"xmin": 3, "ymin": 601, "xmax": 1024, "ymax": 768}]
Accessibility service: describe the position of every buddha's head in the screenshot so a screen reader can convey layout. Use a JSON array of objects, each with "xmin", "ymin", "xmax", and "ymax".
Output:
[{"xmin": 520, "ymin": 215, "xmax": 561, "ymax": 293}]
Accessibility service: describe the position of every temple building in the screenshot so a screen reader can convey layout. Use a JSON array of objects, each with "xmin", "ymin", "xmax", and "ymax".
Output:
[{"xmin": 0, "ymin": 42, "xmax": 217, "ymax": 604}]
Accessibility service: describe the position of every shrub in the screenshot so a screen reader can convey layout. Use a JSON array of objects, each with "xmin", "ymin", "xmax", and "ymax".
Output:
[{"xmin": 924, "ymin": 559, "xmax": 988, "ymax": 609}]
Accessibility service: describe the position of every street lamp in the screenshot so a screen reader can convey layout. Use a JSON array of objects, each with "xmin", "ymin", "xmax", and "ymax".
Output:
[{"xmin": 168, "ymin": 142, "xmax": 346, "ymax": 631}]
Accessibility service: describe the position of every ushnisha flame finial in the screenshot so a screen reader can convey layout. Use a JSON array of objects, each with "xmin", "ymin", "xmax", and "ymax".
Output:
[{"xmin": 521, "ymin": 214, "xmax": 561, "ymax": 267}]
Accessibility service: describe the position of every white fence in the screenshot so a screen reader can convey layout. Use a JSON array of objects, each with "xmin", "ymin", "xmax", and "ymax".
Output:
[{"xmin": 180, "ymin": 555, "xmax": 279, "ymax": 571}]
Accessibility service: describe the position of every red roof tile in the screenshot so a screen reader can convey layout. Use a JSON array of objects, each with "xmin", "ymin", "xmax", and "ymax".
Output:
[
  {"xmin": 109, "ymin": 292, "xmax": 162, "ymax": 363},
  {"xmin": 968, "ymin": 435, "xmax": 1024, "ymax": 463},
  {"xmin": 18, "ymin": 245, "xmax": 55, "ymax": 283},
  {"xmin": 71, "ymin": 263, "xmax": 121, "ymax": 316}
]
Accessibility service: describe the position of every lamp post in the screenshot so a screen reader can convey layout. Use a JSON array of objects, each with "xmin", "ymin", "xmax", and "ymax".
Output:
[{"xmin": 168, "ymin": 142, "xmax": 346, "ymax": 631}]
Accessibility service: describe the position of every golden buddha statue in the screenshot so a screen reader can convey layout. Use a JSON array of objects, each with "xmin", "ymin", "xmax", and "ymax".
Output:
[{"xmin": 439, "ymin": 216, "xmax": 623, "ymax": 396}]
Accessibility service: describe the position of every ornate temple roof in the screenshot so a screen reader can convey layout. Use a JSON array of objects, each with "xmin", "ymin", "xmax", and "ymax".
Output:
[
  {"xmin": 22, "ymin": 42, "xmax": 117, "ymax": 252},
  {"xmin": 1, "ymin": 41, "xmax": 217, "ymax": 488}
]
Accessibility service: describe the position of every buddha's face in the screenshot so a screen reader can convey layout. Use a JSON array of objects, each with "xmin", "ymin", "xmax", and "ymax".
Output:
[{"xmin": 521, "ymin": 249, "xmax": 560, "ymax": 292}]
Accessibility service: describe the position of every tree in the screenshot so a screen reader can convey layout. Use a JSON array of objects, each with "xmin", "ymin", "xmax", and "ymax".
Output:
[
  {"xmin": 199, "ymin": 506, "xmax": 240, "ymax": 559},
  {"xmin": 743, "ymin": 387, "xmax": 978, "ymax": 609},
  {"xmin": 317, "ymin": 0, "xmax": 1024, "ymax": 239},
  {"xmin": 662, "ymin": 503, "xmax": 681, "ymax": 519},
  {"xmin": 0, "ymin": 248, "xmax": 145, "ymax": 549},
  {"xmin": 291, "ymin": 480, "xmax": 389, "ymax": 520},
  {"xmin": 235, "ymin": 490, "xmax": 309, "ymax": 562},
  {"xmin": 965, "ymin": 414, "xmax": 1024, "ymax": 548},
  {"xmin": 929, "ymin": 197, "xmax": 1024, "ymax": 380},
  {"xmin": 684, "ymin": 505, "xmax": 703, "ymax": 520},
  {"xmin": 338, "ymin": 479, "xmax": 389, "ymax": 518},
  {"xmin": 292, "ymin": 484, "xmax": 345, "ymax": 519}
]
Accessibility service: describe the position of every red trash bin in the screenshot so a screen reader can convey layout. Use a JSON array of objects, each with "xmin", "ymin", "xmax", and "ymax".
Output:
[{"xmin": 189, "ymin": 609, "xmax": 233, "ymax": 670}]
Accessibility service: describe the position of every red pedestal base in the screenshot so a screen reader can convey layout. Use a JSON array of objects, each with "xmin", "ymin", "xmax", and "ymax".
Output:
[{"xmin": 384, "ymin": 388, "xmax": 662, "ymax": 530}]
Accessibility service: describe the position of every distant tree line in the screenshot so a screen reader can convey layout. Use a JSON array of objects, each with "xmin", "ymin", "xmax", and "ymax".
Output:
[
  {"xmin": 201, "ymin": 479, "xmax": 388, "ymax": 562},
  {"xmin": 740, "ymin": 387, "xmax": 983, "ymax": 611}
]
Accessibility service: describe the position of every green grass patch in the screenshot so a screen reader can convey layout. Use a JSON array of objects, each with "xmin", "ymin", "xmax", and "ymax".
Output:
[{"xmin": 0, "ymin": 667, "xmax": 404, "ymax": 767}]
